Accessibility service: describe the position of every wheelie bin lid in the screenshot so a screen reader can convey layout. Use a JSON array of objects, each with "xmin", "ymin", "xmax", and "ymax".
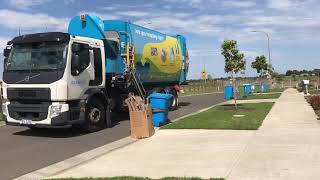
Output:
[{"xmin": 148, "ymin": 93, "xmax": 173, "ymax": 100}]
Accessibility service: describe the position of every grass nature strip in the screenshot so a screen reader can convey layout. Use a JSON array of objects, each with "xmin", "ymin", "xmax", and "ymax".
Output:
[{"xmin": 162, "ymin": 103, "xmax": 274, "ymax": 130}]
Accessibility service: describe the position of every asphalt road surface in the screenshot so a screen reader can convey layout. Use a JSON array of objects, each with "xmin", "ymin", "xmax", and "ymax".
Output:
[{"xmin": 0, "ymin": 93, "xmax": 224, "ymax": 180}]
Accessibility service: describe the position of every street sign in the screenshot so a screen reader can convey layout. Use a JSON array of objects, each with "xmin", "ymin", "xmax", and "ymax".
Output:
[{"xmin": 201, "ymin": 70, "xmax": 206, "ymax": 80}]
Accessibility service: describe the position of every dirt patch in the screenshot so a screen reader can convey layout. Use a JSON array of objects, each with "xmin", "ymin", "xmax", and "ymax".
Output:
[{"xmin": 218, "ymin": 104, "xmax": 255, "ymax": 112}]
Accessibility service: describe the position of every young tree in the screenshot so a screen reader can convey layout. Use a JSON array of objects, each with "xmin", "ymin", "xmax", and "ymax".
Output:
[
  {"xmin": 251, "ymin": 55, "xmax": 268, "ymax": 91},
  {"xmin": 221, "ymin": 39, "xmax": 246, "ymax": 109}
]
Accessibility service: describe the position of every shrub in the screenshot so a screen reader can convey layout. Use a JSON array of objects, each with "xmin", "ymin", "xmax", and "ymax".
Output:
[{"xmin": 310, "ymin": 96, "xmax": 320, "ymax": 110}]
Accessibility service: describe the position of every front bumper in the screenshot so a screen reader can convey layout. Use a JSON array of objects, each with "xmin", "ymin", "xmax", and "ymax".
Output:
[{"xmin": 4, "ymin": 102, "xmax": 84, "ymax": 127}]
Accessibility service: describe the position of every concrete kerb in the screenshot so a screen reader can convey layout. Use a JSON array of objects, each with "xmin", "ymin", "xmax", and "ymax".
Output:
[
  {"xmin": 223, "ymin": 99, "xmax": 278, "ymax": 105},
  {"xmin": 179, "ymin": 92, "xmax": 223, "ymax": 97},
  {"xmin": 252, "ymin": 92, "xmax": 282, "ymax": 95},
  {"xmin": 0, "ymin": 121, "xmax": 5, "ymax": 127}
]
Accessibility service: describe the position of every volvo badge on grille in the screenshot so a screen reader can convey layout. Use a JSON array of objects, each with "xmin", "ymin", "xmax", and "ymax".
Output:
[{"xmin": 15, "ymin": 74, "xmax": 40, "ymax": 83}]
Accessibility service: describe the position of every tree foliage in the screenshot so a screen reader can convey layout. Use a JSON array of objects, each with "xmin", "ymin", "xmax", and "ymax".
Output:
[
  {"xmin": 221, "ymin": 39, "xmax": 246, "ymax": 75},
  {"xmin": 251, "ymin": 55, "xmax": 268, "ymax": 74}
]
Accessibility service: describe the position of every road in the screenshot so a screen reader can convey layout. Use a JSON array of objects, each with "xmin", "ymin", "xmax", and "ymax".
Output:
[{"xmin": 0, "ymin": 93, "xmax": 224, "ymax": 180}]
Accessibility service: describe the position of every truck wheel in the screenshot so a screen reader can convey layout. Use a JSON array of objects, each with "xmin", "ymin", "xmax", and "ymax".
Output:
[
  {"xmin": 169, "ymin": 89, "xmax": 179, "ymax": 111},
  {"xmin": 82, "ymin": 98, "xmax": 106, "ymax": 133}
]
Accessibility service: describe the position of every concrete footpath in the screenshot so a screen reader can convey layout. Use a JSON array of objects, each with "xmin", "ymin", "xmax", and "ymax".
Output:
[{"xmin": 51, "ymin": 88, "xmax": 320, "ymax": 180}]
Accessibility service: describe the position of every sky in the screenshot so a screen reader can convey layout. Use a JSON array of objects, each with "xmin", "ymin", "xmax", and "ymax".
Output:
[{"xmin": 0, "ymin": 0, "xmax": 319, "ymax": 79}]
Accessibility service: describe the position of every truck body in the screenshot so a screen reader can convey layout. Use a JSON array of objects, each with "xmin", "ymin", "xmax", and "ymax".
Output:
[{"xmin": 2, "ymin": 14, "xmax": 188, "ymax": 131}]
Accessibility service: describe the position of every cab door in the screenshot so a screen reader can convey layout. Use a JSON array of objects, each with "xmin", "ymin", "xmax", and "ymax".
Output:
[{"xmin": 68, "ymin": 42, "xmax": 95, "ymax": 100}]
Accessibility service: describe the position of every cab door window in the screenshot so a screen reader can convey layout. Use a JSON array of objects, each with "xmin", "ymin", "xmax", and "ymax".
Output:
[
  {"xmin": 89, "ymin": 48, "xmax": 103, "ymax": 86},
  {"xmin": 71, "ymin": 42, "xmax": 90, "ymax": 76}
]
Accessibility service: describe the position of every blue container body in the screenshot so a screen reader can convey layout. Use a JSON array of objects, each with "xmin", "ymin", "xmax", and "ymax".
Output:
[
  {"xmin": 152, "ymin": 111, "xmax": 168, "ymax": 127},
  {"xmin": 68, "ymin": 14, "xmax": 188, "ymax": 85},
  {"xmin": 245, "ymin": 84, "xmax": 251, "ymax": 94},
  {"xmin": 224, "ymin": 86, "xmax": 234, "ymax": 100},
  {"xmin": 148, "ymin": 93, "xmax": 173, "ymax": 110}
]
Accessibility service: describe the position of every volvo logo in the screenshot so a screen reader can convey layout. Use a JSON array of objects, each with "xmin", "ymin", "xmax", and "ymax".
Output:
[
  {"xmin": 24, "ymin": 76, "xmax": 30, "ymax": 82},
  {"xmin": 15, "ymin": 74, "xmax": 41, "ymax": 84}
]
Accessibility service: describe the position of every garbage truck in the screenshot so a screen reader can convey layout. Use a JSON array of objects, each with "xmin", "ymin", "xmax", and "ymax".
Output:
[{"xmin": 1, "ymin": 14, "xmax": 189, "ymax": 132}]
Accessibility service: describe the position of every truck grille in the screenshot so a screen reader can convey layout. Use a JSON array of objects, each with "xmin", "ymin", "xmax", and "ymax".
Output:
[
  {"xmin": 7, "ymin": 88, "xmax": 51, "ymax": 101},
  {"xmin": 8, "ymin": 102, "xmax": 51, "ymax": 121}
]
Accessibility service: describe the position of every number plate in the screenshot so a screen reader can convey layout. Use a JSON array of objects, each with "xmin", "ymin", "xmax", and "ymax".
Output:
[{"xmin": 21, "ymin": 119, "xmax": 32, "ymax": 125}]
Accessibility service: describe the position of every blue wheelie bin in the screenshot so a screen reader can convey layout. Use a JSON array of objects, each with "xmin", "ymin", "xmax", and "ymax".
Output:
[
  {"xmin": 224, "ymin": 85, "xmax": 233, "ymax": 100},
  {"xmin": 244, "ymin": 84, "xmax": 251, "ymax": 95},
  {"xmin": 263, "ymin": 84, "xmax": 270, "ymax": 92},
  {"xmin": 148, "ymin": 93, "xmax": 173, "ymax": 127}
]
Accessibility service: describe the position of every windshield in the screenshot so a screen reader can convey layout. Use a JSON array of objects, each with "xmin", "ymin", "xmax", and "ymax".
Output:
[{"xmin": 5, "ymin": 42, "xmax": 68, "ymax": 72}]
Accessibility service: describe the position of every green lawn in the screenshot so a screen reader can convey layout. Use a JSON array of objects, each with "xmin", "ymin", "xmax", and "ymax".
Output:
[
  {"xmin": 309, "ymin": 89, "xmax": 320, "ymax": 95},
  {"xmin": 49, "ymin": 177, "xmax": 224, "ymax": 180},
  {"xmin": 162, "ymin": 103, "xmax": 274, "ymax": 130},
  {"xmin": 178, "ymin": 89, "xmax": 221, "ymax": 97},
  {"xmin": 238, "ymin": 92, "xmax": 281, "ymax": 100}
]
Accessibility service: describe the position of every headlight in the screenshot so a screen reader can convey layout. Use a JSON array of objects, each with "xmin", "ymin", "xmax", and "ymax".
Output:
[
  {"xmin": 50, "ymin": 105, "xmax": 62, "ymax": 117},
  {"xmin": 2, "ymin": 103, "xmax": 7, "ymax": 116}
]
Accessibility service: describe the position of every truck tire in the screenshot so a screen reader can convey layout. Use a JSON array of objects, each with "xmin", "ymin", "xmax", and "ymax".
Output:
[
  {"xmin": 81, "ymin": 97, "xmax": 106, "ymax": 133},
  {"xmin": 168, "ymin": 89, "xmax": 179, "ymax": 111}
]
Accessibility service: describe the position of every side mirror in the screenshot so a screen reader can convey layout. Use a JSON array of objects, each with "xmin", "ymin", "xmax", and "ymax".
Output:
[
  {"xmin": 3, "ymin": 48, "xmax": 11, "ymax": 57},
  {"xmin": 71, "ymin": 54, "xmax": 80, "ymax": 75}
]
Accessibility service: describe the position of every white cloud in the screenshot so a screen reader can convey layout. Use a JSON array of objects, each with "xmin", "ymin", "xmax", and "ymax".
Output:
[
  {"xmin": 101, "ymin": 7, "xmax": 118, "ymax": 11},
  {"xmin": 117, "ymin": 11, "xmax": 150, "ymax": 17},
  {"xmin": 0, "ymin": 37, "xmax": 10, "ymax": 50},
  {"xmin": 83, "ymin": 11, "xmax": 120, "ymax": 21},
  {"xmin": 242, "ymin": 50, "xmax": 261, "ymax": 60},
  {"xmin": 267, "ymin": 0, "xmax": 312, "ymax": 10},
  {"xmin": 0, "ymin": 9, "xmax": 69, "ymax": 32},
  {"xmin": 163, "ymin": 0, "xmax": 204, "ymax": 8},
  {"xmin": 222, "ymin": 0, "xmax": 256, "ymax": 8},
  {"xmin": 9, "ymin": 0, "xmax": 51, "ymax": 10}
]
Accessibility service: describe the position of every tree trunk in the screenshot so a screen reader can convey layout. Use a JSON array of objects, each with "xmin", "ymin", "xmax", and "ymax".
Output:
[
  {"xmin": 232, "ymin": 73, "xmax": 238, "ymax": 110},
  {"xmin": 260, "ymin": 70, "xmax": 263, "ymax": 93}
]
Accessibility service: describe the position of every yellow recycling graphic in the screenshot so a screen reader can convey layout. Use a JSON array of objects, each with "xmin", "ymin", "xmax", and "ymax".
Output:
[{"xmin": 141, "ymin": 36, "xmax": 183, "ymax": 74}]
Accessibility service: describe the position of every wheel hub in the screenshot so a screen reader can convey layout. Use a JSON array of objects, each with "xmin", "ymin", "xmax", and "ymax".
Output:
[{"xmin": 89, "ymin": 108, "xmax": 101, "ymax": 123}]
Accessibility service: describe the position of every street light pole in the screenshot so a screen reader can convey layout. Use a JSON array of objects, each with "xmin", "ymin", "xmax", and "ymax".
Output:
[{"xmin": 251, "ymin": 30, "xmax": 271, "ymax": 66}]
